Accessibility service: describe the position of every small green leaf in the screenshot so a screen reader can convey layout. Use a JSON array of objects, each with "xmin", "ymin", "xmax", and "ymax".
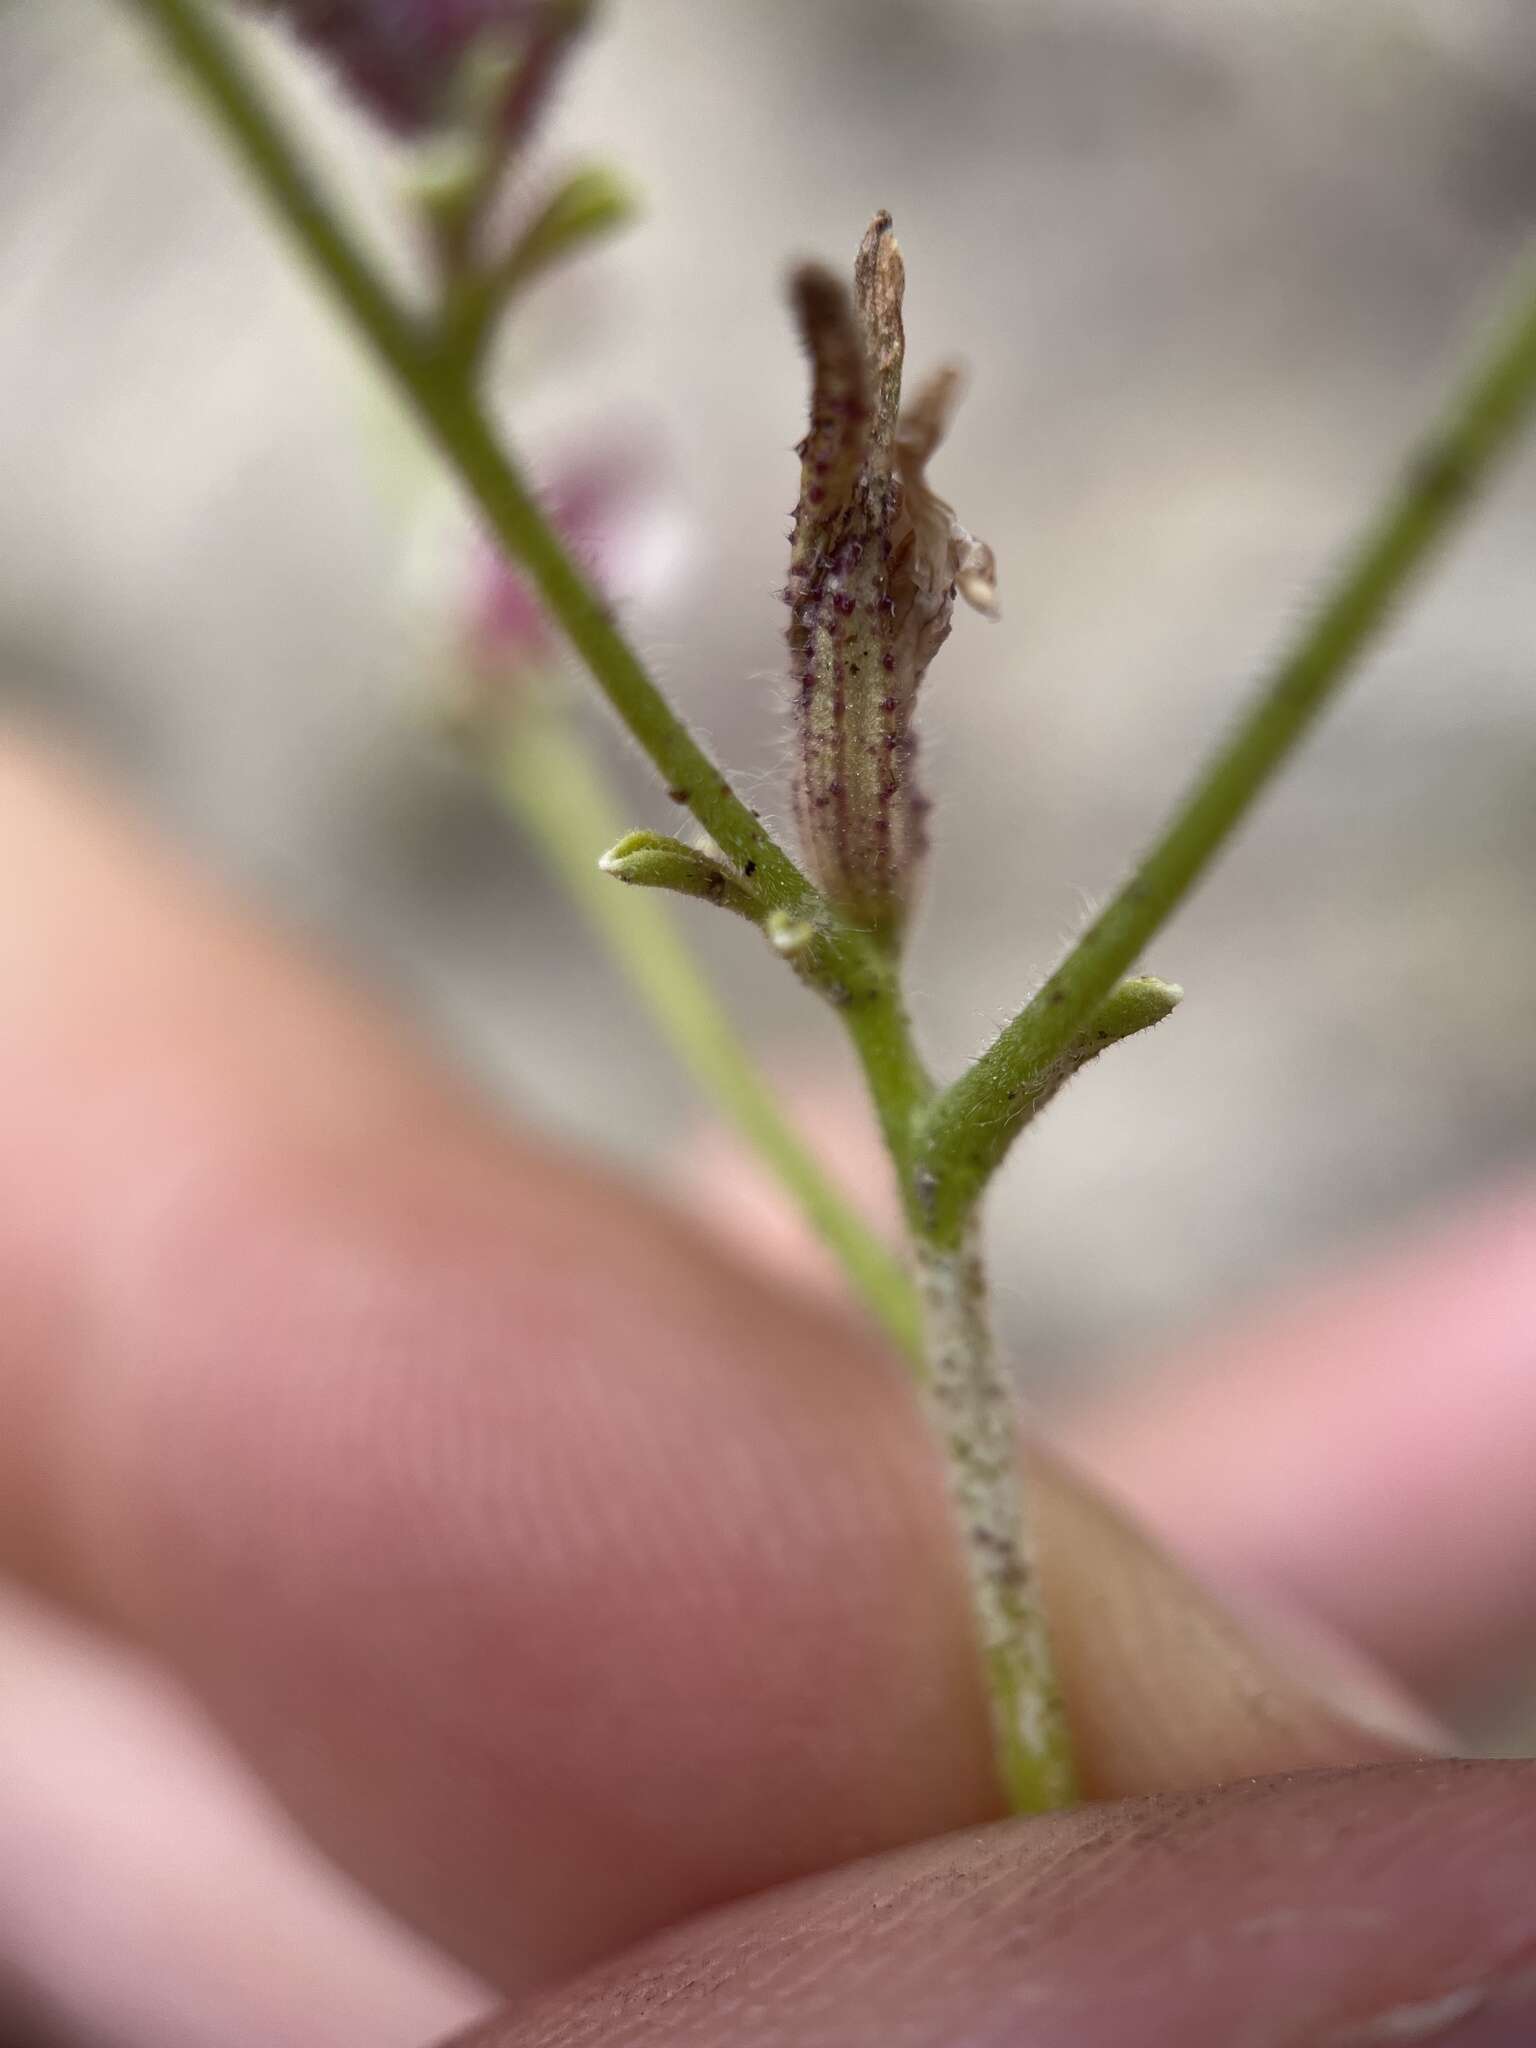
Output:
[
  {"xmin": 598, "ymin": 831, "xmax": 763, "ymax": 923},
  {"xmin": 435, "ymin": 161, "xmax": 637, "ymax": 369},
  {"xmin": 496, "ymin": 164, "xmax": 637, "ymax": 303},
  {"xmin": 1087, "ymin": 975, "xmax": 1184, "ymax": 1047}
]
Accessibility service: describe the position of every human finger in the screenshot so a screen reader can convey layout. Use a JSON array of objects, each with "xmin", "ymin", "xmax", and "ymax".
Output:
[{"xmin": 0, "ymin": 730, "xmax": 1428, "ymax": 1992}]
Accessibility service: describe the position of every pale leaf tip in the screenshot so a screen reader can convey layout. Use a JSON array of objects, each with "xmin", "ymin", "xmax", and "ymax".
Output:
[{"xmin": 766, "ymin": 910, "xmax": 817, "ymax": 959}]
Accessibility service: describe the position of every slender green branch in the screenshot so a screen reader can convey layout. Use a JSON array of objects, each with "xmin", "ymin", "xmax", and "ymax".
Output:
[
  {"xmin": 916, "ymin": 977, "xmax": 1182, "ymax": 1229},
  {"xmin": 492, "ymin": 705, "xmax": 922, "ymax": 1360},
  {"xmin": 119, "ymin": 0, "xmax": 432, "ymax": 384},
  {"xmin": 424, "ymin": 376, "xmax": 821, "ymax": 902},
  {"xmin": 919, "ymin": 251, "xmax": 1536, "ymax": 1246},
  {"xmin": 912, "ymin": 1225, "xmax": 1075, "ymax": 1811},
  {"xmin": 838, "ymin": 976, "xmax": 934, "ymax": 1210},
  {"xmin": 438, "ymin": 164, "xmax": 636, "ymax": 374},
  {"xmin": 120, "ymin": 0, "xmax": 815, "ymax": 918},
  {"xmin": 410, "ymin": 52, "xmax": 522, "ymax": 281}
]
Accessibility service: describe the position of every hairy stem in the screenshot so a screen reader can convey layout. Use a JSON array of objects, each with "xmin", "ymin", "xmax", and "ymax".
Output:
[
  {"xmin": 913, "ymin": 1225, "xmax": 1075, "ymax": 1812},
  {"xmin": 491, "ymin": 705, "xmax": 923, "ymax": 1359},
  {"xmin": 920, "ymin": 250, "xmax": 1536, "ymax": 1244},
  {"xmin": 838, "ymin": 973, "xmax": 934, "ymax": 1203}
]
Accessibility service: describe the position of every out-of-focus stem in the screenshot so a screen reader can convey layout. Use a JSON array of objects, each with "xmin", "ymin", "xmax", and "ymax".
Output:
[{"xmin": 491, "ymin": 706, "xmax": 923, "ymax": 1361}]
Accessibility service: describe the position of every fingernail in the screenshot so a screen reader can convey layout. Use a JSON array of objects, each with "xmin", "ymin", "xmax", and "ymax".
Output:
[
  {"xmin": 1223, "ymin": 1581, "xmax": 1456, "ymax": 1756},
  {"xmin": 1338, "ymin": 1970, "xmax": 1536, "ymax": 2043},
  {"xmin": 1030, "ymin": 1441, "xmax": 1459, "ymax": 1795}
]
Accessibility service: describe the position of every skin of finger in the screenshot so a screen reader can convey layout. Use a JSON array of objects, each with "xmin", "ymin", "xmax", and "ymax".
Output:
[
  {"xmin": 0, "ymin": 734, "xmax": 1417, "ymax": 1989},
  {"xmin": 0, "ymin": 1584, "xmax": 491, "ymax": 2048},
  {"xmin": 1067, "ymin": 1187, "xmax": 1536, "ymax": 1716},
  {"xmin": 464, "ymin": 1762, "xmax": 1536, "ymax": 2048}
]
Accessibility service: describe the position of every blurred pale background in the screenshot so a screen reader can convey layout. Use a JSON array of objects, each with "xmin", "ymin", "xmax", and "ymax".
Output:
[{"xmin": 1, "ymin": 0, "xmax": 1534, "ymax": 1396}]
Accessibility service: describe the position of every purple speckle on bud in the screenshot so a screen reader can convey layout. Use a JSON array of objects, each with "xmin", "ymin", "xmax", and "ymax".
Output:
[{"xmin": 785, "ymin": 215, "xmax": 995, "ymax": 939}]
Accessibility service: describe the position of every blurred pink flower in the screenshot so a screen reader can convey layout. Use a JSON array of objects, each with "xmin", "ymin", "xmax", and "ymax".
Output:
[
  {"xmin": 465, "ymin": 450, "xmax": 636, "ymax": 670},
  {"xmin": 418, "ymin": 438, "xmax": 684, "ymax": 723},
  {"xmin": 241, "ymin": 0, "xmax": 587, "ymax": 136}
]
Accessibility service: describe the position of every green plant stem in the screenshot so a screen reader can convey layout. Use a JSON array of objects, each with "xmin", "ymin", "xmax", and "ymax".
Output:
[
  {"xmin": 490, "ymin": 704, "xmax": 923, "ymax": 1361},
  {"xmin": 913, "ymin": 1226, "xmax": 1075, "ymax": 1812},
  {"xmin": 838, "ymin": 978, "xmax": 933, "ymax": 1202},
  {"xmin": 927, "ymin": 975, "xmax": 1182, "ymax": 1213},
  {"xmin": 120, "ymin": 0, "xmax": 814, "ymax": 921},
  {"xmin": 428, "ymin": 374, "xmax": 816, "ymax": 907},
  {"xmin": 919, "ymin": 250, "xmax": 1536, "ymax": 1246}
]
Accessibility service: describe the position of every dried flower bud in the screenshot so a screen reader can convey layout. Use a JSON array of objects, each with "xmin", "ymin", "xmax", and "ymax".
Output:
[
  {"xmin": 240, "ymin": 0, "xmax": 592, "ymax": 138},
  {"xmin": 786, "ymin": 213, "xmax": 995, "ymax": 938}
]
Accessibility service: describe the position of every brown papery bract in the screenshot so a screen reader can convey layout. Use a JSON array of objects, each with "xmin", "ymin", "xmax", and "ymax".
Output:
[{"xmin": 785, "ymin": 215, "xmax": 995, "ymax": 940}]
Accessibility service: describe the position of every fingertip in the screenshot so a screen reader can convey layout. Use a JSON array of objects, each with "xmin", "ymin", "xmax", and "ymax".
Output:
[
  {"xmin": 1069, "ymin": 1186, "xmax": 1536, "ymax": 1713},
  {"xmin": 0, "ymin": 732, "xmax": 1463, "ymax": 1997},
  {"xmin": 464, "ymin": 1762, "xmax": 1536, "ymax": 2048}
]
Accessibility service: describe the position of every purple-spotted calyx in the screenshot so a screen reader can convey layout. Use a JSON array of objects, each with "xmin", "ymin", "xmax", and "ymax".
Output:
[
  {"xmin": 787, "ymin": 213, "xmax": 997, "ymax": 940},
  {"xmin": 239, "ymin": 0, "xmax": 592, "ymax": 137}
]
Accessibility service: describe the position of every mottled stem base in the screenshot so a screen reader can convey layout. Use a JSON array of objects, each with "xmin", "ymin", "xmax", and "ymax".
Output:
[{"xmin": 914, "ymin": 1228, "xmax": 1077, "ymax": 1812}]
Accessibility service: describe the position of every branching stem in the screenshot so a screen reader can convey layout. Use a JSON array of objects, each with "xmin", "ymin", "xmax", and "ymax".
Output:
[
  {"xmin": 120, "ymin": 0, "xmax": 813, "ymax": 916},
  {"xmin": 919, "ymin": 250, "xmax": 1536, "ymax": 1245},
  {"xmin": 491, "ymin": 705, "xmax": 923, "ymax": 1359}
]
